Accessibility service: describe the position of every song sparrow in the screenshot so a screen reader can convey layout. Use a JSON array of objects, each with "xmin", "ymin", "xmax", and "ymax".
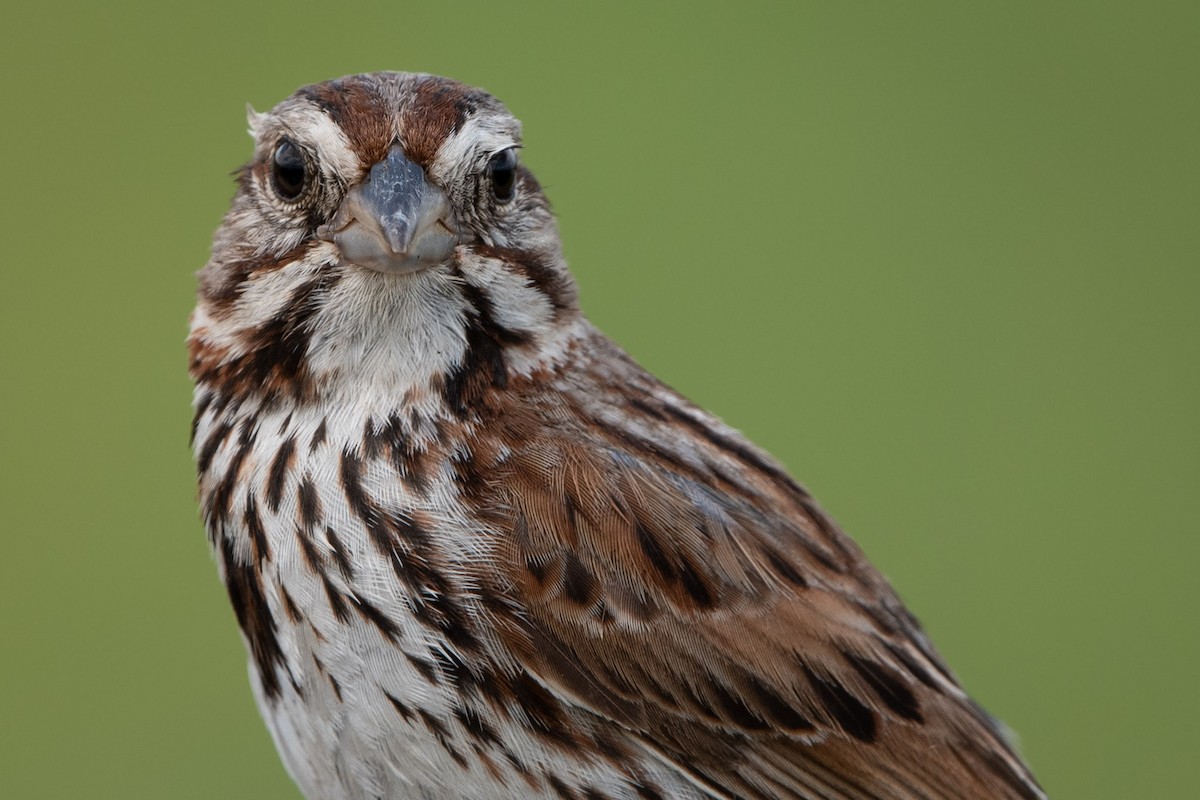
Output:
[{"xmin": 189, "ymin": 72, "xmax": 1044, "ymax": 800}]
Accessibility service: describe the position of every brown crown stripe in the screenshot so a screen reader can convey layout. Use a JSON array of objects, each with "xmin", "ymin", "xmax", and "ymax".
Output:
[
  {"xmin": 402, "ymin": 76, "xmax": 496, "ymax": 170},
  {"xmin": 297, "ymin": 76, "xmax": 395, "ymax": 170},
  {"xmin": 296, "ymin": 74, "xmax": 493, "ymax": 172}
]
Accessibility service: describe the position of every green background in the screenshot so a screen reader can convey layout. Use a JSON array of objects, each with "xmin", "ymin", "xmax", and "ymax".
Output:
[{"xmin": 2, "ymin": 2, "xmax": 1195, "ymax": 797}]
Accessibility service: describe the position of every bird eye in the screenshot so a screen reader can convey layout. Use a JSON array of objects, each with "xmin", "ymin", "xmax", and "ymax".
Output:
[
  {"xmin": 488, "ymin": 148, "xmax": 517, "ymax": 204},
  {"xmin": 271, "ymin": 139, "xmax": 308, "ymax": 201}
]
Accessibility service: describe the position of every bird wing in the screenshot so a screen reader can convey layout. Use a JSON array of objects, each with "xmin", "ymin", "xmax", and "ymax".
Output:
[{"xmin": 463, "ymin": 346, "xmax": 1044, "ymax": 800}]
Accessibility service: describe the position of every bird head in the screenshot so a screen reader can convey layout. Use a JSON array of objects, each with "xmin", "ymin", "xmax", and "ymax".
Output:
[{"xmin": 190, "ymin": 73, "xmax": 579, "ymax": 410}]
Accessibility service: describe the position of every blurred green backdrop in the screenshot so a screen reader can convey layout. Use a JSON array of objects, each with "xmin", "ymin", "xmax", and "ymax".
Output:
[{"xmin": 2, "ymin": 2, "xmax": 1196, "ymax": 798}]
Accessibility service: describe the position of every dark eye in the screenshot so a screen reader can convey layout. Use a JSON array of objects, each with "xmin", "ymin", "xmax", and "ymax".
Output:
[
  {"xmin": 271, "ymin": 139, "xmax": 308, "ymax": 200},
  {"xmin": 488, "ymin": 148, "xmax": 517, "ymax": 203}
]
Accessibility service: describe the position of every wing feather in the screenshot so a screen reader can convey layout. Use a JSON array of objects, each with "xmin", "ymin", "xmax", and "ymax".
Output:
[{"xmin": 462, "ymin": 335, "xmax": 1043, "ymax": 799}]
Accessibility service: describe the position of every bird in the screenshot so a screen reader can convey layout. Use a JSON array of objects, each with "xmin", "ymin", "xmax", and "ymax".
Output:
[{"xmin": 188, "ymin": 72, "xmax": 1045, "ymax": 800}]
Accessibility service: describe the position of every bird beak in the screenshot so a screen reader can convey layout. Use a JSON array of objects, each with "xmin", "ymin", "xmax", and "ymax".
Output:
[{"xmin": 317, "ymin": 145, "xmax": 462, "ymax": 274}]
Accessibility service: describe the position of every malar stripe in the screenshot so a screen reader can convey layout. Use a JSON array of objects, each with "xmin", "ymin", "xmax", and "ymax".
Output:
[
  {"xmin": 196, "ymin": 271, "xmax": 340, "ymax": 405},
  {"xmin": 443, "ymin": 271, "xmax": 538, "ymax": 416},
  {"xmin": 474, "ymin": 243, "xmax": 577, "ymax": 314},
  {"xmin": 199, "ymin": 239, "xmax": 320, "ymax": 310},
  {"xmin": 459, "ymin": 279, "xmax": 531, "ymax": 346},
  {"xmin": 443, "ymin": 313, "xmax": 508, "ymax": 416},
  {"xmin": 237, "ymin": 273, "xmax": 333, "ymax": 391}
]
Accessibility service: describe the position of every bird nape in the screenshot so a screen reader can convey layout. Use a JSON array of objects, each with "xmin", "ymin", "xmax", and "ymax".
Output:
[{"xmin": 188, "ymin": 72, "xmax": 1044, "ymax": 800}]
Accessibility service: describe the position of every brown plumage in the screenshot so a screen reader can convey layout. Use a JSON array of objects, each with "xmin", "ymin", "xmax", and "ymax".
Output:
[{"xmin": 189, "ymin": 72, "xmax": 1044, "ymax": 799}]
